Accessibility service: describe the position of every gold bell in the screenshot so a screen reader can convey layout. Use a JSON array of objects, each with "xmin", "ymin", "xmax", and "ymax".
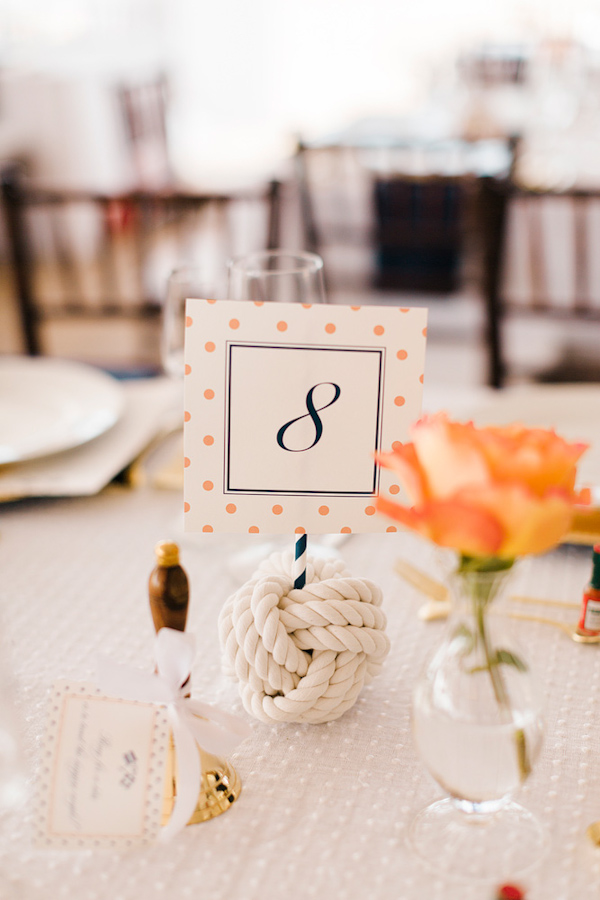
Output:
[{"xmin": 162, "ymin": 736, "xmax": 242, "ymax": 825}]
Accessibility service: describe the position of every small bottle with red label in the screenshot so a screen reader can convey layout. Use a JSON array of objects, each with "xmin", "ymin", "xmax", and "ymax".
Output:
[{"xmin": 577, "ymin": 544, "xmax": 600, "ymax": 637}]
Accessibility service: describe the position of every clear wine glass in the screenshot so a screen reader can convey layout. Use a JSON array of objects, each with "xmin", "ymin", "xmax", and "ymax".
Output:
[
  {"xmin": 160, "ymin": 267, "xmax": 224, "ymax": 547},
  {"xmin": 227, "ymin": 249, "xmax": 326, "ymax": 305},
  {"xmin": 162, "ymin": 266, "xmax": 223, "ymax": 379}
]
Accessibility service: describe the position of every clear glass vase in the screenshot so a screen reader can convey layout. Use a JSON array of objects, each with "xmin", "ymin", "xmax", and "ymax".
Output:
[{"xmin": 410, "ymin": 563, "xmax": 548, "ymax": 882}]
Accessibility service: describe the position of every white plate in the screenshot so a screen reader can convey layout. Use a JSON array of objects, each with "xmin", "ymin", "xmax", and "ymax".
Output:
[{"xmin": 0, "ymin": 357, "xmax": 124, "ymax": 464}]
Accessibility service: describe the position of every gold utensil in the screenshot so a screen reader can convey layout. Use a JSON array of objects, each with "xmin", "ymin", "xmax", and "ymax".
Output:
[
  {"xmin": 418, "ymin": 600, "xmax": 451, "ymax": 621},
  {"xmin": 587, "ymin": 821, "xmax": 600, "ymax": 845},
  {"xmin": 505, "ymin": 611, "xmax": 600, "ymax": 644},
  {"xmin": 395, "ymin": 559, "xmax": 579, "ymax": 609},
  {"xmin": 510, "ymin": 594, "xmax": 579, "ymax": 610},
  {"xmin": 150, "ymin": 447, "xmax": 184, "ymax": 491},
  {"xmin": 566, "ymin": 506, "xmax": 600, "ymax": 546},
  {"xmin": 394, "ymin": 559, "xmax": 448, "ymax": 602},
  {"xmin": 121, "ymin": 421, "xmax": 183, "ymax": 488},
  {"xmin": 418, "ymin": 601, "xmax": 600, "ymax": 644}
]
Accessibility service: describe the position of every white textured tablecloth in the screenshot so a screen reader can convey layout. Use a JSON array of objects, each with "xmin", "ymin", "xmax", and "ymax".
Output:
[{"xmin": 1, "ymin": 484, "xmax": 600, "ymax": 900}]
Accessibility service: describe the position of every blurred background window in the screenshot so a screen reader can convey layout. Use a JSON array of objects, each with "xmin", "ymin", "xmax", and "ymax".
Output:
[
  {"xmin": 3, "ymin": 0, "xmax": 600, "ymax": 381},
  {"xmin": 1, "ymin": 0, "xmax": 600, "ymax": 187}
]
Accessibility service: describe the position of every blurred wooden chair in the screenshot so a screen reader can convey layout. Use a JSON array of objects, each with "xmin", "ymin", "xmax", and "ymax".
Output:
[
  {"xmin": 371, "ymin": 174, "xmax": 470, "ymax": 293},
  {"xmin": 1, "ymin": 164, "xmax": 280, "ymax": 366},
  {"xmin": 116, "ymin": 72, "xmax": 171, "ymax": 188},
  {"xmin": 487, "ymin": 184, "xmax": 600, "ymax": 386},
  {"xmin": 295, "ymin": 140, "xmax": 375, "ymax": 292},
  {"xmin": 296, "ymin": 139, "xmax": 512, "ymax": 387}
]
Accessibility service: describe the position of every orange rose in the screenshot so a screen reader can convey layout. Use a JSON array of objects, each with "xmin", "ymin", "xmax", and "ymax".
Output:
[{"xmin": 377, "ymin": 413, "xmax": 588, "ymax": 559}]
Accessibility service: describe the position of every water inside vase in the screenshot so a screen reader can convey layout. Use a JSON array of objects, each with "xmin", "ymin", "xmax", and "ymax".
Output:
[{"xmin": 413, "ymin": 691, "xmax": 544, "ymax": 803}]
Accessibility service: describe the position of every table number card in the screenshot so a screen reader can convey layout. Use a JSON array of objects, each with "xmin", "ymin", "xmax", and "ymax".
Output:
[
  {"xmin": 36, "ymin": 681, "xmax": 170, "ymax": 849},
  {"xmin": 183, "ymin": 300, "xmax": 427, "ymax": 535}
]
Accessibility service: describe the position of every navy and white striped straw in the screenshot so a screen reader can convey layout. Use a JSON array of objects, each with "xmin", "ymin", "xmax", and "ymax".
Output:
[{"xmin": 293, "ymin": 533, "xmax": 307, "ymax": 589}]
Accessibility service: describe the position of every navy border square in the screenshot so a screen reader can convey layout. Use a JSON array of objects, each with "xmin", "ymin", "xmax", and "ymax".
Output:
[{"xmin": 224, "ymin": 341, "xmax": 385, "ymax": 496}]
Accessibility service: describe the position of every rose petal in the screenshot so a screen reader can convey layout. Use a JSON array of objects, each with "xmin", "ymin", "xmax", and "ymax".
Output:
[
  {"xmin": 411, "ymin": 415, "xmax": 490, "ymax": 501},
  {"xmin": 457, "ymin": 483, "xmax": 575, "ymax": 557},
  {"xmin": 375, "ymin": 496, "xmax": 420, "ymax": 530},
  {"xmin": 377, "ymin": 413, "xmax": 587, "ymax": 559},
  {"xmin": 476, "ymin": 426, "xmax": 588, "ymax": 498},
  {"xmin": 575, "ymin": 486, "xmax": 592, "ymax": 506},
  {"xmin": 376, "ymin": 494, "xmax": 504, "ymax": 557},
  {"xmin": 376, "ymin": 444, "xmax": 428, "ymax": 504}
]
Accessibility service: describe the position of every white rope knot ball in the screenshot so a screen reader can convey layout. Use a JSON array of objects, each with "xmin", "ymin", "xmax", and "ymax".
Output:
[{"xmin": 218, "ymin": 551, "xmax": 390, "ymax": 724}]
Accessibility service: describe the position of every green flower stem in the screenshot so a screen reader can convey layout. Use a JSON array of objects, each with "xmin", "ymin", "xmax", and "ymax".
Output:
[{"xmin": 459, "ymin": 555, "xmax": 532, "ymax": 784}]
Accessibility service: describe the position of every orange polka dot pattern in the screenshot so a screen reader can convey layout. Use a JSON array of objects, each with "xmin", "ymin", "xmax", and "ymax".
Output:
[{"xmin": 182, "ymin": 297, "xmax": 427, "ymax": 535}]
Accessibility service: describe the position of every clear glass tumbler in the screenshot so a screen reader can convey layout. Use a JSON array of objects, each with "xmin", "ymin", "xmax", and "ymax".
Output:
[
  {"xmin": 225, "ymin": 249, "xmax": 326, "ymax": 579},
  {"xmin": 227, "ymin": 250, "xmax": 325, "ymax": 304}
]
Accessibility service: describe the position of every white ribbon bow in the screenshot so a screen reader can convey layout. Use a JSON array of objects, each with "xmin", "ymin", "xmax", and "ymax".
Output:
[{"xmin": 97, "ymin": 627, "xmax": 251, "ymax": 841}]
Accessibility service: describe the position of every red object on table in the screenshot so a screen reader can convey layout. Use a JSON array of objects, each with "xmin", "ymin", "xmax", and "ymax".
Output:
[
  {"xmin": 577, "ymin": 544, "xmax": 600, "ymax": 636},
  {"xmin": 497, "ymin": 885, "xmax": 525, "ymax": 900}
]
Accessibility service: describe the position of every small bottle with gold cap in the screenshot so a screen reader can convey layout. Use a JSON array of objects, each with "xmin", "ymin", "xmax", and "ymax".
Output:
[
  {"xmin": 149, "ymin": 540, "xmax": 242, "ymax": 825},
  {"xmin": 149, "ymin": 541, "xmax": 189, "ymax": 635}
]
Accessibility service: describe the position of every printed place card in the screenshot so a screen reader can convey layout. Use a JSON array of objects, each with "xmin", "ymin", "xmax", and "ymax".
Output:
[
  {"xmin": 183, "ymin": 300, "xmax": 427, "ymax": 535},
  {"xmin": 36, "ymin": 681, "xmax": 170, "ymax": 849}
]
